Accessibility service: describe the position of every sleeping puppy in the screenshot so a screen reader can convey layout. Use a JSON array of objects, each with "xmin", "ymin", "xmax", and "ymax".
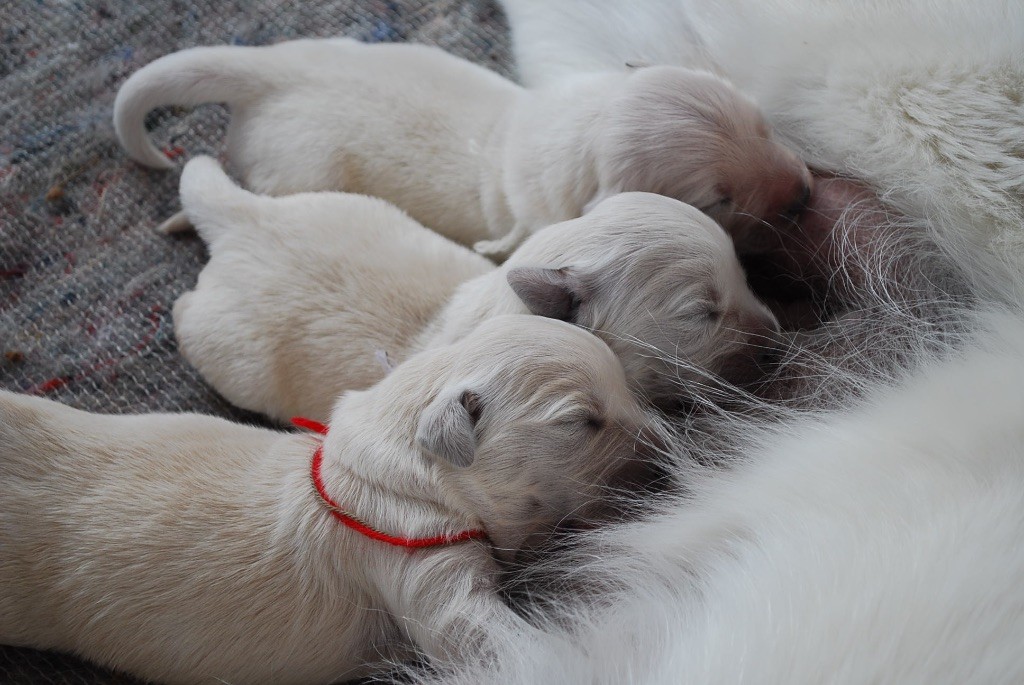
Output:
[
  {"xmin": 171, "ymin": 157, "xmax": 778, "ymax": 423},
  {"xmin": 114, "ymin": 37, "xmax": 811, "ymax": 256},
  {"xmin": 171, "ymin": 157, "xmax": 493, "ymax": 424},
  {"xmin": 0, "ymin": 315, "xmax": 665, "ymax": 685}
]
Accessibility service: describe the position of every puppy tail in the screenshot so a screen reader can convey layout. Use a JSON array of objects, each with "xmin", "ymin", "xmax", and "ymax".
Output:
[
  {"xmin": 178, "ymin": 156, "xmax": 258, "ymax": 245},
  {"xmin": 113, "ymin": 45, "xmax": 276, "ymax": 170}
]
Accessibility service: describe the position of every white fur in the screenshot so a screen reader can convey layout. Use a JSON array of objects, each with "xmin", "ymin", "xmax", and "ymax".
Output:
[
  {"xmin": 406, "ymin": 2, "xmax": 1024, "ymax": 682},
  {"xmin": 113, "ymin": 37, "xmax": 810, "ymax": 255},
  {"xmin": 0, "ymin": 315, "xmax": 664, "ymax": 684},
  {"xmin": 500, "ymin": 0, "xmax": 1024, "ymax": 296},
  {"xmin": 171, "ymin": 157, "xmax": 492, "ymax": 424},
  {"xmin": 172, "ymin": 157, "xmax": 777, "ymax": 421},
  {"xmin": 428, "ymin": 310, "xmax": 1024, "ymax": 684}
]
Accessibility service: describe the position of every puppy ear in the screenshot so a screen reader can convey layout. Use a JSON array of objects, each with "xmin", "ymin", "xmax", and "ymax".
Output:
[
  {"xmin": 506, "ymin": 266, "xmax": 586, "ymax": 321},
  {"xmin": 416, "ymin": 387, "xmax": 482, "ymax": 468}
]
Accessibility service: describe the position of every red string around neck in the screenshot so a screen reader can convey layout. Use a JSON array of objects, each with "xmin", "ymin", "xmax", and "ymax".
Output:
[{"xmin": 291, "ymin": 417, "xmax": 488, "ymax": 549}]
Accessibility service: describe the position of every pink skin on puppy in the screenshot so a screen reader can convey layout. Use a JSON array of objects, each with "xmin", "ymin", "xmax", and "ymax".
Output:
[{"xmin": 744, "ymin": 174, "xmax": 895, "ymax": 329}]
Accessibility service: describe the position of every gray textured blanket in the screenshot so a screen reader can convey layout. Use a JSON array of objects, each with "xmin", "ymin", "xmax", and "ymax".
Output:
[{"xmin": 0, "ymin": 1, "xmax": 509, "ymax": 681}]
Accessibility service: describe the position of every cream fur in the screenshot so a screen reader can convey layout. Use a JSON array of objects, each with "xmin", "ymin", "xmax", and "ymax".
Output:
[
  {"xmin": 400, "ymin": 1, "xmax": 1024, "ymax": 682},
  {"xmin": 0, "ymin": 315, "xmax": 664, "ymax": 684},
  {"xmin": 171, "ymin": 157, "xmax": 492, "ymax": 424},
  {"xmin": 428, "ymin": 310, "xmax": 1024, "ymax": 685},
  {"xmin": 172, "ymin": 157, "xmax": 777, "ymax": 421},
  {"xmin": 113, "ymin": 37, "xmax": 810, "ymax": 255},
  {"xmin": 500, "ymin": 0, "xmax": 1024, "ymax": 297}
]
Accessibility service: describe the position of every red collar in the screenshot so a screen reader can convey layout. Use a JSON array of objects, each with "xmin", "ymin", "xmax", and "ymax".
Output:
[{"xmin": 291, "ymin": 417, "xmax": 488, "ymax": 549}]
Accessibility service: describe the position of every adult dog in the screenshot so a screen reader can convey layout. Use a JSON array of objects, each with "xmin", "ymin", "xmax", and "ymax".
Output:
[{"xmin": 418, "ymin": 1, "xmax": 1024, "ymax": 682}]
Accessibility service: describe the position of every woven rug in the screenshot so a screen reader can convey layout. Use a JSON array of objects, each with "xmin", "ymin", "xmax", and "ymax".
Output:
[{"xmin": 0, "ymin": 1, "xmax": 509, "ymax": 682}]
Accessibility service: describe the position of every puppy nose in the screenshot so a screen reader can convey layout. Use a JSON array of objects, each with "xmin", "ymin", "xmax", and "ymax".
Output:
[
  {"xmin": 634, "ymin": 420, "xmax": 670, "ymax": 458},
  {"xmin": 749, "ymin": 315, "xmax": 784, "ymax": 369},
  {"xmin": 755, "ymin": 338, "xmax": 785, "ymax": 371},
  {"xmin": 798, "ymin": 181, "xmax": 812, "ymax": 207},
  {"xmin": 609, "ymin": 452, "xmax": 673, "ymax": 499},
  {"xmin": 782, "ymin": 181, "xmax": 812, "ymax": 218}
]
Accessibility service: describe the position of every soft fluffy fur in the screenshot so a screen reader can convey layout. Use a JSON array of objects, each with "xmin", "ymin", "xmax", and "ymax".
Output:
[
  {"xmin": 500, "ymin": 0, "xmax": 1024, "ymax": 297},
  {"xmin": 173, "ymin": 157, "xmax": 778, "ymax": 421},
  {"xmin": 0, "ymin": 315, "xmax": 666, "ymax": 684},
  {"xmin": 403, "ymin": 0, "xmax": 1024, "ymax": 682},
  {"xmin": 113, "ymin": 37, "xmax": 810, "ymax": 255},
  {"xmin": 171, "ymin": 156, "xmax": 493, "ymax": 424},
  {"xmin": 428, "ymin": 310, "xmax": 1024, "ymax": 684}
]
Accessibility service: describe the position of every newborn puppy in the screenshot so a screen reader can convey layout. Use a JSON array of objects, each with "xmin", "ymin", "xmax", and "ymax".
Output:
[
  {"xmin": 0, "ymin": 315, "xmax": 663, "ymax": 685},
  {"xmin": 172, "ymin": 157, "xmax": 778, "ymax": 423},
  {"xmin": 172, "ymin": 157, "xmax": 493, "ymax": 423},
  {"xmin": 114, "ymin": 38, "xmax": 810, "ymax": 255}
]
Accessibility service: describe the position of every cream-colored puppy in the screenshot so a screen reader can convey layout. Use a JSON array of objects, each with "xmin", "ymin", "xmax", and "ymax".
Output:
[
  {"xmin": 172, "ymin": 157, "xmax": 493, "ymax": 424},
  {"xmin": 0, "ymin": 315, "xmax": 663, "ymax": 685},
  {"xmin": 114, "ymin": 38, "xmax": 811, "ymax": 255},
  {"xmin": 172, "ymin": 158, "xmax": 778, "ymax": 423}
]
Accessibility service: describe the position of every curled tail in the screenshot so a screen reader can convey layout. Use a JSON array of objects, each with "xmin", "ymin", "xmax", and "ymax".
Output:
[
  {"xmin": 113, "ymin": 44, "xmax": 278, "ymax": 169},
  {"xmin": 178, "ymin": 156, "xmax": 259, "ymax": 245}
]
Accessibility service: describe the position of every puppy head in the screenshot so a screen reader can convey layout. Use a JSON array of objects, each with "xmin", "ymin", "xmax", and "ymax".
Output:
[
  {"xmin": 416, "ymin": 315, "xmax": 666, "ymax": 562},
  {"xmin": 507, "ymin": 193, "xmax": 780, "ymax": 407},
  {"xmin": 594, "ymin": 66, "xmax": 812, "ymax": 252}
]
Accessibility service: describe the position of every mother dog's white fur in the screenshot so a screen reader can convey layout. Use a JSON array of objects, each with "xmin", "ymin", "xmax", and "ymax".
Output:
[
  {"xmin": 500, "ymin": 0, "xmax": 1024, "ymax": 293},
  {"xmin": 404, "ymin": 0, "xmax": 1024, "ymax": 682},
  {"xmin": 429, "ymin": 310, "xmax": 1024, "ymax": 684},
  {"xmin": 173, "ymin": 157, "xmax": 777, "ymax": 421},
  {"xmin": 113, "ymin": 37, "xmax": 810, "ymax": 255},
  {"xmin": 0, "ymin": 315, "xmax": 665, "ymax": 684}
]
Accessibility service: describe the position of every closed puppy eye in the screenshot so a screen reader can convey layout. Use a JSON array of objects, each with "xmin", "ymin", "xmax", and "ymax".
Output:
[
  {"xmin": 690, "ymin": 302, "xmax": 721, "ymax": 322},
  {"xmin": 554, "ymin": 411, "xmax": 604, "ymax": 431},
  {"xmin": 699, "ymin": 197, "xmax": 733, "ymax": 214}
]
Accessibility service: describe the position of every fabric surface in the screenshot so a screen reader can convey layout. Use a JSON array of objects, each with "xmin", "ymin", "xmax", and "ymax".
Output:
[{"xmin": 0, "ymin": 1, "xmax": 509, "ymax": 682}]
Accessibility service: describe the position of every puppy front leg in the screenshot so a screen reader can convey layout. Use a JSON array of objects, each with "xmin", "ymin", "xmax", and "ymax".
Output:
[
  {"xmin": 374, "ymin": 348, "xmax": 397, "ymax": 375},
  {"xmin": 473, "ymin": 223, "xmax": 532, "ymax": 261},
  {"xmin": 402, "ymin": 583, "xmax": 539, "ymax": 668},
  {"xmin": 376, "ymin": 553, "xmax": 540, "ymax": 668}
]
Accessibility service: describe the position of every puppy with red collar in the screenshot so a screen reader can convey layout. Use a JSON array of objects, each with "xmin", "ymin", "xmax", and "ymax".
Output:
[
  {"xmin": 114, "ymin": 37, "xmax": 810, "ymax": 257},
  {"xmin": 0, "ymin": 315, "xmax": 665, "ymax": 684}
]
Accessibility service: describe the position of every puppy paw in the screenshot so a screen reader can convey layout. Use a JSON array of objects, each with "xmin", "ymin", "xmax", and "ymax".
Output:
[
  {"xmin": 473, "ymin": 237, "xmax": 518, "ymax": 262},
  {"xmin": 474, "ymin": 224, "xmax": 531, "ymax": 261},
  {"xmin": 473, "ymin": 238, "xmax": 503, "ymax": 258},
  {"xmin": 374, "ymin": 349, "xmax": 396, "ymax": 375},
  {"xmin": 156, "ymin": 210, "xmax": 194, "ymax": 234}
]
